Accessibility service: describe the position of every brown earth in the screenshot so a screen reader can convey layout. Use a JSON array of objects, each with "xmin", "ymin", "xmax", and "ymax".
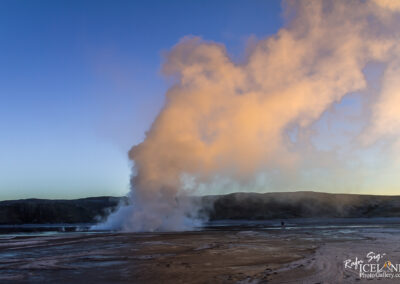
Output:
[{"xmin": 2, "ymin": 224, "xmax": 400, "ymax": 283}]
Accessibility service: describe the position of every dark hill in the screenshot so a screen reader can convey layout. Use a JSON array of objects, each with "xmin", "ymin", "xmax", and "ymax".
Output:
[
  {"xmin": 0, "ymin": 196, "xmax": 125, "ymax": 225},
  {"xmin": 204, "ymin": 191, "xmax": 400, "ymax": 220}
]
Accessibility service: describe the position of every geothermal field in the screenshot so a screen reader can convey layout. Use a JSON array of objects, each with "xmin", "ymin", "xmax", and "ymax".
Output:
[
  {"xmin": 2, "ymin": 218, "xmax": 400, "ymax": 283},
  {"xmin": 2, "ymin": 192, "xmax": 400, "ymax": 283},
  {"xmin": 3, "ymin": 0, "xmax": 400, "ymax": 283}
]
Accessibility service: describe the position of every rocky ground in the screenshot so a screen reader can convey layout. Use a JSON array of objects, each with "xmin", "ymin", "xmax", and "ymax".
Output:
[{"xmin": 1, "ymin": 220, "xmax": 400, "ymax": 283}]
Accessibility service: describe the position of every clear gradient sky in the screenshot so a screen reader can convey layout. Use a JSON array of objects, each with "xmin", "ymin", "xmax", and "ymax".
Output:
[{"xmin": 0, "ymin": 0, "xmax": 283, "ymax": 200}]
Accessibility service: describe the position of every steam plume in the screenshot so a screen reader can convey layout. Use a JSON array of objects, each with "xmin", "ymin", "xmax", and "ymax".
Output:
[{"xmin": 97, "ymin": 0, "xmax": 400, "ymax": 231}]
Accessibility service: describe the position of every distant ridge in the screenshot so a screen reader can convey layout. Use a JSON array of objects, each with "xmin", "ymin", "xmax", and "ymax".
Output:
[
  {"xmin": 203, "ymin": 191, "xmax": 400, "ymax": 220},
  {"xmin": 0, "ymin": 196, "xmax": 127, "ymax": 225},
  {"xmin": 1, "ymin": 191, "xmax": 400, "ymax": 225}
]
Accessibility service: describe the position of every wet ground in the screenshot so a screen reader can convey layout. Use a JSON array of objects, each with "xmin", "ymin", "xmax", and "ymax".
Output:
[{"xmin": 1, "ymin": 219, "xmax": 400, "ymax": 283}]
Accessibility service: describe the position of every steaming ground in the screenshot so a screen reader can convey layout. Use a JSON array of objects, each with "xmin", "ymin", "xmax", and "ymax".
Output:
[
  {"xmin": 93, "ymin": 191, "xmax": 400, "ymax": 232},
  {"xmin": 2, "ymin": 219, "xmax": 400, "ymax": 283}
]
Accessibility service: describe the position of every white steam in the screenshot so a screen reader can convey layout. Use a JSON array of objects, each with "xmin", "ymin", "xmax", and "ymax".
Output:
[{"xmin": 94, "ymin": 0, "xmax": 400, "ymax": 232}]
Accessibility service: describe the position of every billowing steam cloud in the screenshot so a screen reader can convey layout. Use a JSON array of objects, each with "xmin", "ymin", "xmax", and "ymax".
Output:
[{"xmin": 96, "ymin": 0, "xmax": 400, "ymax": 231}]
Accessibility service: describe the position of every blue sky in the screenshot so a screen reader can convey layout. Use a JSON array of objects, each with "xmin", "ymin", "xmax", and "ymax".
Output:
[{"xmin": 0, "ymin": 0, "xmax": 282, "ymax": 200}]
